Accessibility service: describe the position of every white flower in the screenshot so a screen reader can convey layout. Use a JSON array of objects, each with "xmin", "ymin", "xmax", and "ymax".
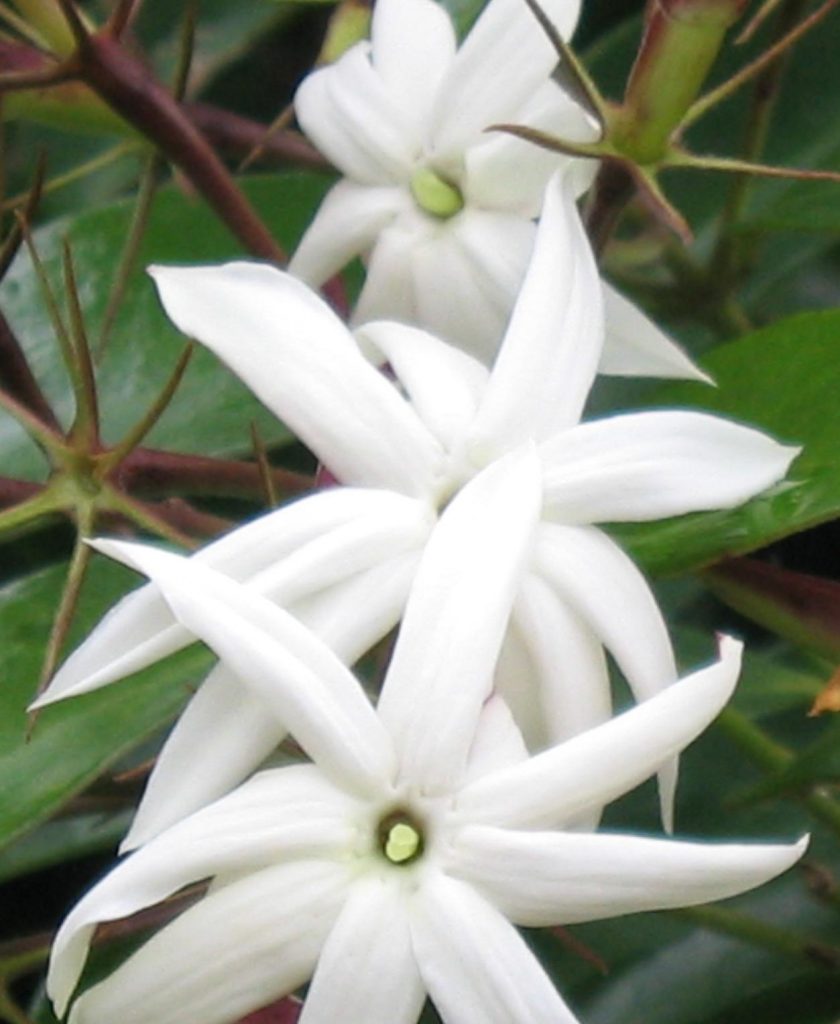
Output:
[
  {"xmin": 290, "ymin": 0, "xmax": 704, "ymax": 380},
  {"xmin": 47, "ymin": 453, "xmax": 805, "ymax": 1024},
  {"xmin": 35, "ymin": 172, "xmax": 799, "ymax": 844}
]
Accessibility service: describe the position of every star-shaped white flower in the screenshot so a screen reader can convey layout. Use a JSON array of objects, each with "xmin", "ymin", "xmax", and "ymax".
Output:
[
  {"xmin": 47, "ymin": 453, "xmax": 805, "ymax": 1024},
  {"xmin": 291, "ymin": 0, "xmax": 704, "ymax": 380},
  {"xmin": 35, "ymin": 173, "xmax": 799, "ymax": 846}
]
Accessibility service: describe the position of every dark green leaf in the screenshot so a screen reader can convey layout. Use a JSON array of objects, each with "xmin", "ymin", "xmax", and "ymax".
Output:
[
  {"xmin": 0, "ymin": 557, "xmax": 209, "ymax": 851},
  {"xmin": 613, "ymin": 310, "xmax": 840, "ymax": 575}
]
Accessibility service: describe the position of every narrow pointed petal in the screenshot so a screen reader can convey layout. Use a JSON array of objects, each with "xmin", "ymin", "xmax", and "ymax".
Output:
[
  {"xmin": 121, "ymin": 666, "xmax": 280, "ymax": 850},
  {"xmin": 150, "ymin": 262, "xmax": 442, "ymax": 496},
  {"xmin": 469, "ymin": 172, "xmax": 603, "ymax": 454},
  {"xmin": 289, "ymin": 179, "xmax": 409, "ymax": 287},
  {"xmin": 50, "ymin": 768, "xmax": 354, "ymax": 1016},
  {"xmin": 541, "ymin": 412, "xmax": 799, "ymax": 523},
  {"xmin": 600, "ymin": 284, "xmax": 712, "ymax": 382},
  {"xmin": 457, "ymin": 636, "xmax": 742, "ymax": 829},
  {"xmin": 410, "ymin": 874, "xmax": 579, "ymax": 1024},
  {"xmin": 451, "ymin": 827, "xmax": 808, "ymax": 926},
  {"xmin": 430, "ymin": 0, "xmax": 582, "ymax": 157},
  {"xmin": 294, "ymin": 44, "xmax": 418, "ymax": 184},
  {"xmin": 514, "ymin": 573, "xmax": 611, "ymax": 744},
  {"xmin": 370, "ymin": 0, "xmax": 457, "ymax": 133},
  {"xmin": 356, "ymin": 320, "xmax": 489, "ymax": 449},
  {"xmin": 532, "ymin": 524, "xmax": 680, "ymax": 829},
  {"xmin": 92, "ymin": 540, "xmax": 396, "ymax": 795},
  {"xmin": 378, "ymin": 448, "xmax": 542, "ymax": 793},
  {"xmin": 125, "ymin": 551, "xmax": 422, "ymax": 848},
  {"xmin": 36, "ymin": 489, "xmax": 427, "ymax": 706},
  {"xmin": 535, "ymin": 525, "xmax": 676, "ymax": 703},
  {"xmin": 463, "ymin": 695, "xmax": 529, "ymax": 785},
  {"xmin": 63, "ymin": 859, "xmax": 348, "ymax": 1024},
  {"xmin": 494, "ymin": 620, "xmax": 549, "ymax": 750},
  {"xmin": 465, "ymin": 82, "xmax": 599, "ymax": 216},
  {"xmin": 300, "ymin": 876, "xmax": 425, "ymax": 1024}
]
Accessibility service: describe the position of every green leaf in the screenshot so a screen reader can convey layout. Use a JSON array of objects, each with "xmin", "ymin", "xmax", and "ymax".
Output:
[
  {"xmin": 612, "ymin": 310, "xmax": 840, "ymax": 575},
  {"xmin": 0, "ymin": 172, "xmax": 332, "ymax": 483},
  {"xmin": 0, "ymin": 557, "xmax": 209, "ymax": 851}
]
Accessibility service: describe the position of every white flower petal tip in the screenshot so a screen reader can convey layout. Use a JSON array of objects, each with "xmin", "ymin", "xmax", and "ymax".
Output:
[{"xmin": 600, "ymin": 282, "xmax": 715, "ymax": 385}]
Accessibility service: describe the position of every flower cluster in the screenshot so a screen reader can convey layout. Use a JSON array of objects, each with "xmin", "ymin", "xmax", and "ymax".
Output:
[{"xmin": 39, "ymin": 0, "xmax": 806, "ymax": 1022}]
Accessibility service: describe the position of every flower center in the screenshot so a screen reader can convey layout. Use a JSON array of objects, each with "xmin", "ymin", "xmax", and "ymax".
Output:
[
  {"xmin": 377, "ymin": 809, "xmax": 424, "ymax": 866},
  {"xmin": 409, "ymin": 168, "xmax": 464, "ymax": 219}
]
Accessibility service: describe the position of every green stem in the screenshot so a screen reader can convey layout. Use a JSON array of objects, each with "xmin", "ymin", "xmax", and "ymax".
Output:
[
  {"xmin": 0, "ymin": 485, "xmax": 63, "ymax": 533},
  {"xmin": 717, "ymin": 707, "xmax": 840, "ymax": 841},
  {"xmin": 674, "ymin": 904, "xmax": 840, "ymax": 969}
]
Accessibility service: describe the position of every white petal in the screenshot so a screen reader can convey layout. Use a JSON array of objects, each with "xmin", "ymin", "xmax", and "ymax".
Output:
[
  {"xmin": 92, "ymin": 540, "xmax": 396, "ymax": 796},
  {"xmin": 356, "ymin": 319, "xmax": 489, "ymax": 449},
  {"xmin": 150, "ymin": 262, "xmax": 442, "ymax": 496},
  {"xmin": 64, "ymin": 858, "xmax": 348, "ymax": 1024},
  {"xmin": 535, "ymin": 524, "xmax": 676, "ymax": 703},
  {"xmin": 300, "ymin": 875, "xmax": 425, "ymax": 1024},
  {"xmin": 122, "ymin": 666, "xmax": 280, "ymax": 850},
  {"xmin": 50, "ymin": 768, "xmax": 353, "ymax": 1017},
  {"xmin": 425, "ymin": 209, "xmax": 537, "ymax": 362},
  {"xmin": 541, "ymin": 411, "xmax": 799, "ymax": 523},
  {"xmin": 514, "ymin": 573, "xmax": 611, "ymax": 744},
  {"xmin": 463, "ymin": 695, "xmax": 529, "ymax": 785},
  {"xmin": 451, "ymin": 826, "xmax": 809, "ymax": 926},
  {"xmin": 36, "ymin": 488, "xmax": 426, "ymax": 706},
  {"xmin": 126, "ymin": 550, "xmax": 423, "ymax": 848},
  {"xmin": 370, "ymin": 0, "xmax": 457, "ymax": 135},
  {"xmin": 430, "ymin": 0, "xmax": 582, "ymax": 158},
  {"xmin": 493, "ymin": 617, "xmax": 549, "ymax": 750},
  {"xmin": 352, "ymin": 214, "xmax": 427, "ymax": 326},
  {"xmin": 289, "ymin": 179, "xmax": 409, "ymax": 287},
  {"xmin": 378, "ymin": 447, "xmax": 542, "ymax": 794},
  {"xmin": 535, "ymin": 523, "xmax": 679, "ymax": 826},
  {"xmin": 457, "ymin": 636, "xmax": 742, "ymax": 829},
  {"xmin": 465, "ymin": 81, "xmax": 599, "ymax": 217},
  {"xmin": 600, "ymin": 283, "xmax": 712, "ymax": 382},
  {"xmin": 410, "ymin": 873, "xmax": 579, "ymax": 1024},
  {"xmin": 294, "ymin": 43, "xmax": 418, "ymax": 184},
  {"xmin": 469, "ymin": 172, "xmax": 603, "ymax": 454}
]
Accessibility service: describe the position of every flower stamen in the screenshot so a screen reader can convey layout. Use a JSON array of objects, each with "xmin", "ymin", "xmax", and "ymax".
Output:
[
  {"xmin": 409, "ymin": 168, "xmax": 464, "ymax": 219},
  {"xmin": 377, "ymin": 809, "xmax": 424, "ymax": 865}
]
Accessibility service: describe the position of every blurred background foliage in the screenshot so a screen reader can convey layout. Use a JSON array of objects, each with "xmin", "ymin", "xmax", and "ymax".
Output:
[{"xmin": 2, "ymin": 1, "xmax": 840, "ymax": 1022}]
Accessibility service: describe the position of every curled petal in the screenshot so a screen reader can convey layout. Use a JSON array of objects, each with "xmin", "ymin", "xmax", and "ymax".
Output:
[
  {"xmin": 50, "ymin": 769, "xmax": 353, "ymax": 1017},
  {"xmin": 150, "ymin": 262, "xmax": 442, "ymax": 497},
  {"xmin": 450, "ymin": 826, "xmax": 808, "ymax": 927},
  {"xmin": 457, "ymin": 636, "xmax": 742, "ymax": 829}
]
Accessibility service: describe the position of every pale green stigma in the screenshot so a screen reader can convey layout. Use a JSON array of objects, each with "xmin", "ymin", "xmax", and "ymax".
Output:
[
  {"xmin": 377, "ymin": 810, "xmax": 424, "ymax": 866},
  {"xmin": 409, "ymin": 167, "xmax": 464, "ymax": 219}
]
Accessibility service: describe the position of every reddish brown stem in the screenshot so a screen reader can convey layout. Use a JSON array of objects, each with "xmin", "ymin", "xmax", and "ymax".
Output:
[
  {"xmin": 70, "ymin": 29, "xmax": 285, "ymax": 263},
  {"xmin": 141, "ymin": 496, "xmax": 232, "ymax": 539},
  {"xmin": 0, "ymin": 308, "xmax": 61, "ymax": 429},
  {"xmin": 118, "ymin": 447, "xmax": 312, "ymax": 501},
  {"xmin": 0, "ymin": 476, "xmax": 42, "ymax": 509},
  {"xmin": 184, "ymin": 103, "xmax": 327, "ymax": 171}
]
